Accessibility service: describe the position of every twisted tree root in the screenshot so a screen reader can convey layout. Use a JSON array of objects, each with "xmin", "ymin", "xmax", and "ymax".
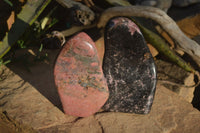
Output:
[{"xmin": 97, "ymin": 6, "xmax": 200, "ymax": 67}]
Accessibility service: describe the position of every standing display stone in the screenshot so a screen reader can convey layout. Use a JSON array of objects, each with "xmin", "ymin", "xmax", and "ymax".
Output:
[
  {"xmin": 102, "ymin": 17, "xmax": 157, "ymax": 114},
  {"xmin": 54, "ymin": 32, "xmax": 109, "ymax": 117}
]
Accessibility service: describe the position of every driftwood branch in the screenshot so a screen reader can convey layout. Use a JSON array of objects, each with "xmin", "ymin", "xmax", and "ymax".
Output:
[{"xmin": 97, "ymin": 6, "xmax": 200, "ymax": 67}]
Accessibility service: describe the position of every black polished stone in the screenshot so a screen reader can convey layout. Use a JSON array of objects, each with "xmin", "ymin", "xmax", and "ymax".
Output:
[{"xmin": 102, "ymin": 17, "xmax": 157, "ymax": 114}]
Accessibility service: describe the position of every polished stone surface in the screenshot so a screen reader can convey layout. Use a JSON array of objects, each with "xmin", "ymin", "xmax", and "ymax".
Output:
[
  {"xmin": 54, "ymin": 32, "xmax": 109, "ymax": 117},
  {"xmin": 102, "ymin": 17, "xmax": 157, "ymax": 114}
]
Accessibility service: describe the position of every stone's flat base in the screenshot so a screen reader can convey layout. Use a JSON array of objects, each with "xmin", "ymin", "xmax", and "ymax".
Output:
[
  {"xmin": 102, "ymin": 17, "xmax": 157, "ymax": 114},
  {"xmin": 54, "ymin": 32, "xmax": 109, "ymax": 117}
]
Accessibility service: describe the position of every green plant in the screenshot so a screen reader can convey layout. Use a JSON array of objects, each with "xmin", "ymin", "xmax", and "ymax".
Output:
[{"xmin": 3, "ymin": 0, "xmax": 13, "ymax": 7}]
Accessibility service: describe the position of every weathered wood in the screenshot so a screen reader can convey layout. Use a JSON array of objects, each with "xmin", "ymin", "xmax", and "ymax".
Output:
[
  {"xmin": 0, "ymin": 111, "xmax": 36, "ymax": 133},
  {"xmin": 56, "ymin": 0, "xmax": 95, "ymax": 25},
  {"xmin": 97, "ymin": 6, "xmax": 200, "ymax": 67}
]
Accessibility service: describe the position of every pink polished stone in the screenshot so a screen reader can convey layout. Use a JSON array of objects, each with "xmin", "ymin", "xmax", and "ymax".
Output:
[{"xmin": 54, "ymin": 32, "xmax": 109, "ymax": 117}]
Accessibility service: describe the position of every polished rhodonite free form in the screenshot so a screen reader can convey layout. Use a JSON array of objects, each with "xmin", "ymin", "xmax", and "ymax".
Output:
[{"xmin": 54, "ymin": 32, "xmax": 109, "ymax": 117}]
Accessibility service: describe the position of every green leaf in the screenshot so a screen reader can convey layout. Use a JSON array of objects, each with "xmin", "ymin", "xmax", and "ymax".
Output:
[
  {"xmin": 0, "ymin": 0, "xmax": 52, "ymax": 59},
  {"xmin": 39, "ymin": 44, "xmax": 43, "ymax": 52},
  {"xmin": 3, "ymin": 0, "xmax": 13, "ymax": 7}
]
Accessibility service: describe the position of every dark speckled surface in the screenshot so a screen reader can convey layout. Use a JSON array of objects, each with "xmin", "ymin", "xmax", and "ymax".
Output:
[{"xmin": 102, "ymin": 17, "xmax": 157, "ymax": 114}]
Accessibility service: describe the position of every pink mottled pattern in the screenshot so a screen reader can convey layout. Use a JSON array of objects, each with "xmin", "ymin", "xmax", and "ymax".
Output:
[{"xmin": 54, "ymin": 32, "xmax": 109, "ymax": 117}]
